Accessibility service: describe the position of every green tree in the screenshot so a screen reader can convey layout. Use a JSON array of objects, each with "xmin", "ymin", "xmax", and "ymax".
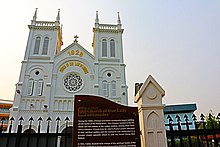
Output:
[{"xmin": 199, "ymin": 113, "xmax": 219, "ymax": 129}]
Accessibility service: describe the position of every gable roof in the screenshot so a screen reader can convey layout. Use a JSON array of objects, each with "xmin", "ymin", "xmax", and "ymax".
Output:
[
  {"xmin": 135, "ymin": 75, "xmax": 165, "ymax": 103},
  {"xmin": 55, "ymin": 42, "xmax": 94, "ymax": 59}
]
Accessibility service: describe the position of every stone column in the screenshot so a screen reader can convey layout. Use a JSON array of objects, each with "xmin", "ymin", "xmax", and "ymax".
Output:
[{"xmin": 135, "ymin": 75, "xmax": 167, "ymax": 147}]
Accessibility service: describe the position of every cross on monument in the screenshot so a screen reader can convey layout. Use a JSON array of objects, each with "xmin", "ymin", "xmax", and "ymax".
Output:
[{"xmin": 74, "ymin": 35, "xmax": 79, "ymax": 43}]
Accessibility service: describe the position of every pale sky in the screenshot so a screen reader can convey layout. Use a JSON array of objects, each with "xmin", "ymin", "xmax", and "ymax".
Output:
[{"xmin": 1, "ymin": 0, "xmax": 220, "ymax": 115}]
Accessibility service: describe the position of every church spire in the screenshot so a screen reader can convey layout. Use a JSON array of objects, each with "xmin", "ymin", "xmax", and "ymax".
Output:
[
  {"xmin": 33, "ymin": 8, "xmax": 38, "ymax": 21},
  {"xmin": 117, "ymin": 12, "xmax": 121, "ymax": 25},
  {"xmin": 117, "ymin": 12, "xmax": 122, "ymax": 29},
  {"xmin": 31, "ymin": 8, "xmax": 38, "ymax": 25},
  {"xmin": 56, "ymin": 9, "xmax": 60, "ymax": 22},
  {"xmin": 95, "ymin": 11, "xmax": 99, "ymax": 28},
  {"xmin": 95, "ymin": 11, "xmax": 99, "ymax": 24}
]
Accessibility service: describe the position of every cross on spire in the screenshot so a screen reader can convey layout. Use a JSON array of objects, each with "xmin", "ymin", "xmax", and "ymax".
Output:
[{"xmin": 74, "ymin": 35, "xmax": 79, "ymax": 43}]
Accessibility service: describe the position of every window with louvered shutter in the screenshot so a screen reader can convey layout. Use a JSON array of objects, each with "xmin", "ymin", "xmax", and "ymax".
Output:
[
  {"xmin": 36, "ymin": 79, "xmax": 43, "ymax": 96},
  {"xmin": 111, "ymin": 81, "xmax": 116, "ymax": 97},
  {"xmin": 102, "ymin": 81, "xmax": 108, "ymax": 97},
  {"xmin": 27, "ymin": 79, "xmax": 34, "ymax": 96},
  {"xmin": 102, "ymin": 39, "xmax": 107, "ymax": 57},
  {"xmin": 34, "ymin": 37, "xmax": 41, "ymax": 54},
  {"xmin": 110, "ymin": 39, "xmax": 115, "ymax": 57},
  {"xmin": 42, "ymin": 37, "xmax": 49, "ymax": 55}
]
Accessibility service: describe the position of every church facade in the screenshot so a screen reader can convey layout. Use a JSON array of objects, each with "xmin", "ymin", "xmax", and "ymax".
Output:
[{"xmin": 10, "ymin": 9, "xmax": 128, "ymax": 132}]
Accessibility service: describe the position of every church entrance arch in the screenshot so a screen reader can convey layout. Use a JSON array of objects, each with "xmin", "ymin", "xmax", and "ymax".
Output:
[
  {"xmin": 23, "ymin": 129, "xmax": 36, "ymax": 133},
  {"xmin": 60, "ymin": 126, "xmax": 73, "ymax": 147}
]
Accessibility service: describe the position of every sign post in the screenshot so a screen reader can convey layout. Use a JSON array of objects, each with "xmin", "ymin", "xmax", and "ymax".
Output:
[{"xmin": 73, "ymin": 95, "xmax": 141, "ymax": 147}]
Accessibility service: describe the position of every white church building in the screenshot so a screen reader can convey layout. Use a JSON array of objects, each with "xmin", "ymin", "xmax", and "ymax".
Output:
[{"xmin": 10, "ymin": 9, "xmax": 128, "ymax": 133}]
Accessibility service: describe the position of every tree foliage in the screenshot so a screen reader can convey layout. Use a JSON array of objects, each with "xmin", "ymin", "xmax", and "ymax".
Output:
[{"xmin": 199, "ymin": 113, "xmax": 219, "ymax": 129}]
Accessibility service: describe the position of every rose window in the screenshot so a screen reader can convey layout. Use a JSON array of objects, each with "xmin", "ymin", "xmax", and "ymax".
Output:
[{"xmin": 63, "ymin": 73, "xmax": 83, "ymax": 92}]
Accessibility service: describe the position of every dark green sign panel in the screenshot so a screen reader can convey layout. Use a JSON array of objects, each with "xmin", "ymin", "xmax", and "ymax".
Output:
[{"xmin": 73, "ymin": 95, "xmax": 141, "ymax": 147}]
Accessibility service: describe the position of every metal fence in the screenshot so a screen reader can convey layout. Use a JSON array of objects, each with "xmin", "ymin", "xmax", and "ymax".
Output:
[
  {"xmin": 2, "ymin": 113, "xmax": 220, "ymax": 147},
  {"xmin": 0, "ymin": 116, "xmax": 72, "ymax": 147},
  {"xmin": 165, "ymin": 113, "xmax": 220, "ymax": 147}
]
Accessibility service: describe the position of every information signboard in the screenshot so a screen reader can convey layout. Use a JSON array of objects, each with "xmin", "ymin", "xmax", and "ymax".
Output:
[{"xmin": 73, "ymin": 95, "xmax": 141, "ymax": 147}]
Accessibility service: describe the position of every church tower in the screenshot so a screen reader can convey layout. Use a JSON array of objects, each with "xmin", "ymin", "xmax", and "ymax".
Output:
[
  {"xmin": 92, "ymin": 12, "xmax": 128, "ymax": 104},
  {"xmin": 10, "ymin": 10, "xmax": 128, "ymax": 133},
  {"xmin": 11, "ymin": 9, "xmax": 63, "ymax": 131}
]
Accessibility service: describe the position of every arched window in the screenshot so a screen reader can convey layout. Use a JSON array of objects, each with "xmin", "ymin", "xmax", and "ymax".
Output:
[
  {"xmin": 27, "ymin": 79, "xmax": 34, "ymax": 96},
  {"xmin": 102, "ymin": 39, "xmax": 107, "ymax": 57},
  {"xmin": 110, "ymin": 39, "xmax": 115, "ymax": 57},
  {"xmin": 33, "ymin": 37, "xmax": 41, "ymax": 54},
  {"xmin": 42, "ymin": 37, "xmax": 49, "ymax": 55},
  {"xmin": 102, "ymin": 81, "xmax": 108, "ymax": 97},
  {"xmin": 36, "ymin": 79, "xmax": 43, "ymax": 96},
  {"xmin": 111, "ymin": 81, "xmax": 116, "ymax": 97}
]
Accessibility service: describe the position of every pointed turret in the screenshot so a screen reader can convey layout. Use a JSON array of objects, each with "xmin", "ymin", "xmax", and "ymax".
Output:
[
  {"xmin": 117, "ymin": 12, "xmax": 121, "ymax": 25},
  {"xmin": 33, "ymin": 8, "xmax": 38, "ymax": 21},
  {"xmin": 55, "ymin": 9, "xmax": 60, "ymax": 26},
  {"xmin": 117, "ymin": 12, "xmax": 122, "ymax": 29},
  {"xmin": 95, "ymin": 11, "xmax": 99, "ymax": 28},
  {"xmin": 31, "ymin": 8, "xmax": 38, "ymax": 25},
  {"xmin": 56, "ymin": 9, "xmax": 60, "ymax": 22}
]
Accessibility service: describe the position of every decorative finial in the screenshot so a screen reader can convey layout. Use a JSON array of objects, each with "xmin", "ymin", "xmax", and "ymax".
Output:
[
  {"xmin": 95, "ymin": 11, "xmax": 99, "ymax": 24},
  {"xmin": 74, "ymin": 35, "xmax": 79, "ymax": 43},
  {"xmin": 33, "ymin": 8, "xmax": 38, "ymax": 21},
  {"xmin": 56, "ymin": 9, "xmax": 60, "ymax": 22},
  {"xmin": 117, "ymin": 12, "xmax": 121, "ymax": 25}
]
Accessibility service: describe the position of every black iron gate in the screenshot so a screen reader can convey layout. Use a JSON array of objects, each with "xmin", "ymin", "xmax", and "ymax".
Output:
[
  {"xmin": 166, "ymin": 113, "xmax": 220, "ymax": 147},
  {"xmin": 0, "ymin": 116, "xmax": 72, "ymax": 147}
]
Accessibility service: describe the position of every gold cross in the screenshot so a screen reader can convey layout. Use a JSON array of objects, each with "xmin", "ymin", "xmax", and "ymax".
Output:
[{"xmin": 74, "ymin": 35, "xmax": 79, "ymax": 43}]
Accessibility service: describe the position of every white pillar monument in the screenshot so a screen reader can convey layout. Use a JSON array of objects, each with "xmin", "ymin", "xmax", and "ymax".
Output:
[{"xmin": 135, "ymin": 75, "xmax": 168, "ymax": 147}]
